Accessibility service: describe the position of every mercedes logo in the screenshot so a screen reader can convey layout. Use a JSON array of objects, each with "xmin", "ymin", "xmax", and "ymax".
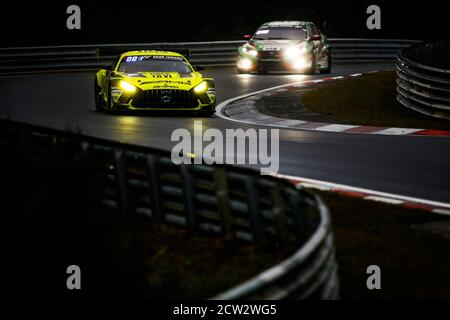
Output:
[{"xmin": 161, "ymin": 90, "xmax": 171, "ymax": 103}]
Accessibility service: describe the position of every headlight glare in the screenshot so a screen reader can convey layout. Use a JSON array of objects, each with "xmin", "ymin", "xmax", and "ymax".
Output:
[
  {"xmin": 238, "ymin": 58, "xmax": 253, "ymax": 70},
  {"xmin": 119, "ymin": 81, "xmax": 136, "ymax": 93},
  {"xmin": 284, "ymin": 44, "xmax": 307, "ymax": 60},
  {"xmin": 243, "ymin": 44, "xmax": 258, "ymax": 57},
  {"xmin": 248, "ymin": 49, "xmax": 258, "ymax": 57},
  {"xmin": 292, "ymin": 57, "xmax": 307, "ymax": 69},
  {"xmin": 194, "ymin": 81, "xmax": 208, "ymax": 93}
]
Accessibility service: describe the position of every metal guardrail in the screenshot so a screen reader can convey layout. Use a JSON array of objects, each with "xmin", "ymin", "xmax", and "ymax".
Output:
[
  {"xmin": 214, "ymin": 194, "xmax": 338, "ymax": 299},
  {"xmin": 0, "ymin": 39, "xmax": 419, "ymax": 73},
  {"xmin": 0, "ymin": 118, "xmax": 338, "ymax": 300},
  {"xmin": 396, "ymin": 41, "xmax": 450, "ymax": 120}
]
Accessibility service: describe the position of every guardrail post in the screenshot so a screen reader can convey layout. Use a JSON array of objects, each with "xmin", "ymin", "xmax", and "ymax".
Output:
[
  {"xmin": 146, "ymin": 154, "xmax": 163, "ymax": 222},
  {"xmin": 213, "ymin": 167, "xmax": 234, "ymax": 239},
  {"xmin": 271, "ymin": 186, "xmax": 289, "ymax": 243},
  {"xmin": 114, "ymin": 149, "xmax": 128, "ymax": 216},
  {"xmin": 180, "ymin": 164, "xmax": 197, "ymax": 231},
  {"xmin": 288, "ymin": 190, "xmax": 309, "ymax": 246},
  {"xmin": 244, "ymin": 176, "xmax": 264, "ymax": 242}
]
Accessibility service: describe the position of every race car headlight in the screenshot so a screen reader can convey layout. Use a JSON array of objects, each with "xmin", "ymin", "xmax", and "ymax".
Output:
[
  {"xmin": 119, "ymin": 81, "xmax": 136, "ymax": 93},
  {"xmin": 238, "ymin": 58, "xmax": 253, "ymax": 70},
  {"xmin": 194, "ymin": 81, "xmax": 208, "ymax": 93},
  {"xmin": 292, "ymin": 57, "xmax": 307, "ymax": 69},
  {"xmin": 243, "ymin": 44, "xmax": 258, "ymax": 57},
  {"xmin": 284, "ymin": 44, "xmax": 307, "ymax": 60}
]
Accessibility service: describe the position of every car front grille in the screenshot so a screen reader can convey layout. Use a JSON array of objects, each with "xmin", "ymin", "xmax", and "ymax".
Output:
[
  {"xmin": 259, "ymin": 51, "xmax": 282, "ymax": 59},
  {"xmin": 132, "ymin": 89, "xmax": 197, "ymax": 108}
]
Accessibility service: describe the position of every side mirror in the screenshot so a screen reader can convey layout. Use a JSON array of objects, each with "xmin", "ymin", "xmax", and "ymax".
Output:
[
  {"xmin": 194, "ymin": 65, "xmax": 205, "ymax": 71},
  {"xmin": 310, "ymin": 34, "xmax": 321, "ymax": 41},
  {"xmin": 243, "ymin": 34, "xmax": 252, "ymax": 40}
]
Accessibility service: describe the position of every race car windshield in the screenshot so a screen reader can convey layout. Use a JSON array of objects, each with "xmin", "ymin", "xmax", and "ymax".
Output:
[
  {"xmin": 253, "ymin": 27, "xmax": 307, "ymax": 40},
  {"xmin": 118, "ymin": 56, "xmax": 193, "ymax": 73}
]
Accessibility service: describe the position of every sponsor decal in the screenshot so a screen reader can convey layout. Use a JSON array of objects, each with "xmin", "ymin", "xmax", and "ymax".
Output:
[
  {"xmin": 263, "ymin": 46, "xmax": 281, "ymax": 51},
  {"xmin": 139, "ymin": 80, "xmax": 192, "ymax": 85},
  {"xmin": 125, "ymin": 55, "xmax": 184, "ymax": 62},
  {"xmin": 149, "ymin": 72, "xmax": 173, "ymax": 78}
]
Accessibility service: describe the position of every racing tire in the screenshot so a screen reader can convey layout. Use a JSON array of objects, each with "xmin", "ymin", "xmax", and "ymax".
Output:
[
  {"xmin": 196, "ymin": 108, "xmax": 216, "ymax": 117},
  {"xmin": 105, "ymin": 82, "xmax": 117, "ymax": 114},
  {"xmin": 199, "ymin": 111, "xmax": 215, "ymax": 117},
  {"xmin": 304, "ymin": 54, "xmax": 316, "ymax": 75},
  {"xmin": 320, "ymin": 54, "xmax": 332, "ymax": 74},
  {"xmin": 257, "ymin": 69, "xmax": 268, "ymax": 75},
  {"xmin": 94, "ymin": 79, "xmax": 105, "ymax": 112}
]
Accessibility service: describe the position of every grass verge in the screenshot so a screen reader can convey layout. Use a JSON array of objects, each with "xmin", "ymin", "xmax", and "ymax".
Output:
[
  {"xmin": 313, "ymin": 189, "xmax": 450, "ymax": 299},
  {"xmin": 112, "ymin": 216, "xmax": 295, "ymax": 299},
  {"xmin": 301, "ymin": 71, "xmax": 450, "ymax": 130}
]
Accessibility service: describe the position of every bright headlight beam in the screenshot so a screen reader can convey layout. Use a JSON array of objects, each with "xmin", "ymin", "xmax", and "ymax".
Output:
[
  {"xmin": 119, "ymin": 80, "xmax": 136, "ymax": 93},
  {"xmin": 284, "ymin": 45, "xmax": 306, "ymax": 60},
  {"xmin": 248, "ymin": 49, "xmax": 258, "ymax": 57},
  {"xmin": 238, "ymin": 58, "xmax": 253, "ymax": 70},
  {"xmin": 243, "ymin": 45, "xmax": 258, "ymax": 57},
  {"xmin": 292, "ymin": 57, "xmax": 307, "ymax": 69},
  {"xmin": 194, "ymin": 81, "xmax": 208, "ymax": 93}
]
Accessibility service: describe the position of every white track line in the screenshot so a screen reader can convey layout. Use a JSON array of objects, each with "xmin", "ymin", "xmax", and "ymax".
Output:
[
  {"xmin": 372, "ymin": 127, "xmax": 423, "ymax": 135},
  {"xmin": 364, "ymin": 195, "xmax": 405, "ymax": 205},
  {"xmin": 433, "ymin": 208, "xmax": 450, "ymax": 215},
  {"xmin": 316, "ymin": 124, "xmax": 359, "ymax": 132},
  {"xmin": 274, "ymin": 173, "xmax": 450, "ymax": 210}
]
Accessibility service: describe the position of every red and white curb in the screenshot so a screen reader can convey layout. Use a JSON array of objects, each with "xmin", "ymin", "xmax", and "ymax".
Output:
[
  {"xmin": 215, "ymin": 72, "xmax": 450, "ymax": 137},
  {"xmin": 274, "ymin": 173, "xmax": 450, "ymax": 216}
]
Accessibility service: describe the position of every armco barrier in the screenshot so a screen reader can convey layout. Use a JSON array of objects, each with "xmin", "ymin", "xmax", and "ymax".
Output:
[
  {"xmin": 0, "ymin": 118, "xmax": 338, "ymax": 300},
  {"xmin": 396, "ymin": 41, "xmax": 450, "ymax": 120},
  {"xmin": 0, "ymin": 38, "xmax": 419, "ymax": 73}
]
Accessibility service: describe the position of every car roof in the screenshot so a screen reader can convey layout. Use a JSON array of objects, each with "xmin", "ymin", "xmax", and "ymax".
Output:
[
  {"xmin": 259, "ymin": 21, "xmax": 311, "ymax": 28},
  {"xmin": 121, "ymin": 50, "xmax": 184, "ymax": 57}
]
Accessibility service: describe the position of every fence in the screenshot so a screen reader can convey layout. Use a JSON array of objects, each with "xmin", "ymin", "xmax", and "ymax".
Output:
[
  {"xmin": 396, "ymin": 41, "xmax": 450, "ymax": 120},
  {"xmin": 0, "ymin": 118, "xmax": 338, "ymax": 299},
  {"xmin": 0, "ymin": 39, "xmax": 419, "ymax": 73}
]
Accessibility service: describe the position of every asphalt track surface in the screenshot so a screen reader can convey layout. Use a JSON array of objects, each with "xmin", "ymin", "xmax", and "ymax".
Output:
[{"xmin": 1, "ymin": 63, "xmax": 450, "ymax": 203}]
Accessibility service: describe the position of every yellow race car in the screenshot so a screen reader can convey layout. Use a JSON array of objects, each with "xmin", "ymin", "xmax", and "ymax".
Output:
[{"xmin": 94, "ymin": 50, "xmax": 216, "ymax": 115}]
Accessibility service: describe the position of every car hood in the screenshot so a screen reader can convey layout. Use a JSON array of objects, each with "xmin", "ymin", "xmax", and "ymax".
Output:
[
  {"xmin": 250, "ymin": 39, "xmax": 306, "ymax": 50},
  {"xmin": 114, "ymin": 71, "xmax": 203, "ymax": 90}
]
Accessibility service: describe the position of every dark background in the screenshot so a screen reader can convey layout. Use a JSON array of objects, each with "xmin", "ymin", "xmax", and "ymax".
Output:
[{"xmin": 0, "ymin": 1, "xmax": 447, "ymax": 46}]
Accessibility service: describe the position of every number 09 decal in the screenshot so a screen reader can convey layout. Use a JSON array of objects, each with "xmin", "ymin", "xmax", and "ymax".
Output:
[{"xmin": 126, "ymin": 56, "xmax": 140, "ymax": 62}]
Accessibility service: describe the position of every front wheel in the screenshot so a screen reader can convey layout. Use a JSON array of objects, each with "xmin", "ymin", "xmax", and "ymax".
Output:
[
  {"xmin": 195, "ymin": 111, "xmax": 215, "ymax": 117},
  {"xmin": 304, "ymin": 54, "xmax": 316, "ymax": 75},
  {"xmin": 196, "ymin": 106, "xmax": 216, "ymax": 117},
  {"xmin": 105, "ymin": 81, "xmax": 117, "ymax": 113},
  {"xmin": 320, "ymin": 54, "xmax": 332, "ymax": 74},
  {"xmin": 200, "ymin": 111, "xmax": 215, "ymax": 117},
  {"xmin": 257, "ymin": 69, "xmax": 268, "ymax": 75},
  {"xmin": 94, "ymin": 79, "xmax": 105, "ymax": 112}
]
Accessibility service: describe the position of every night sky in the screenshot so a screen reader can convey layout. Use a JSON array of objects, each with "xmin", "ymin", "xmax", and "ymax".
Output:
[{"xmin": 1, "ymin": 0, "xmax": 447, "ymax": 46}]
